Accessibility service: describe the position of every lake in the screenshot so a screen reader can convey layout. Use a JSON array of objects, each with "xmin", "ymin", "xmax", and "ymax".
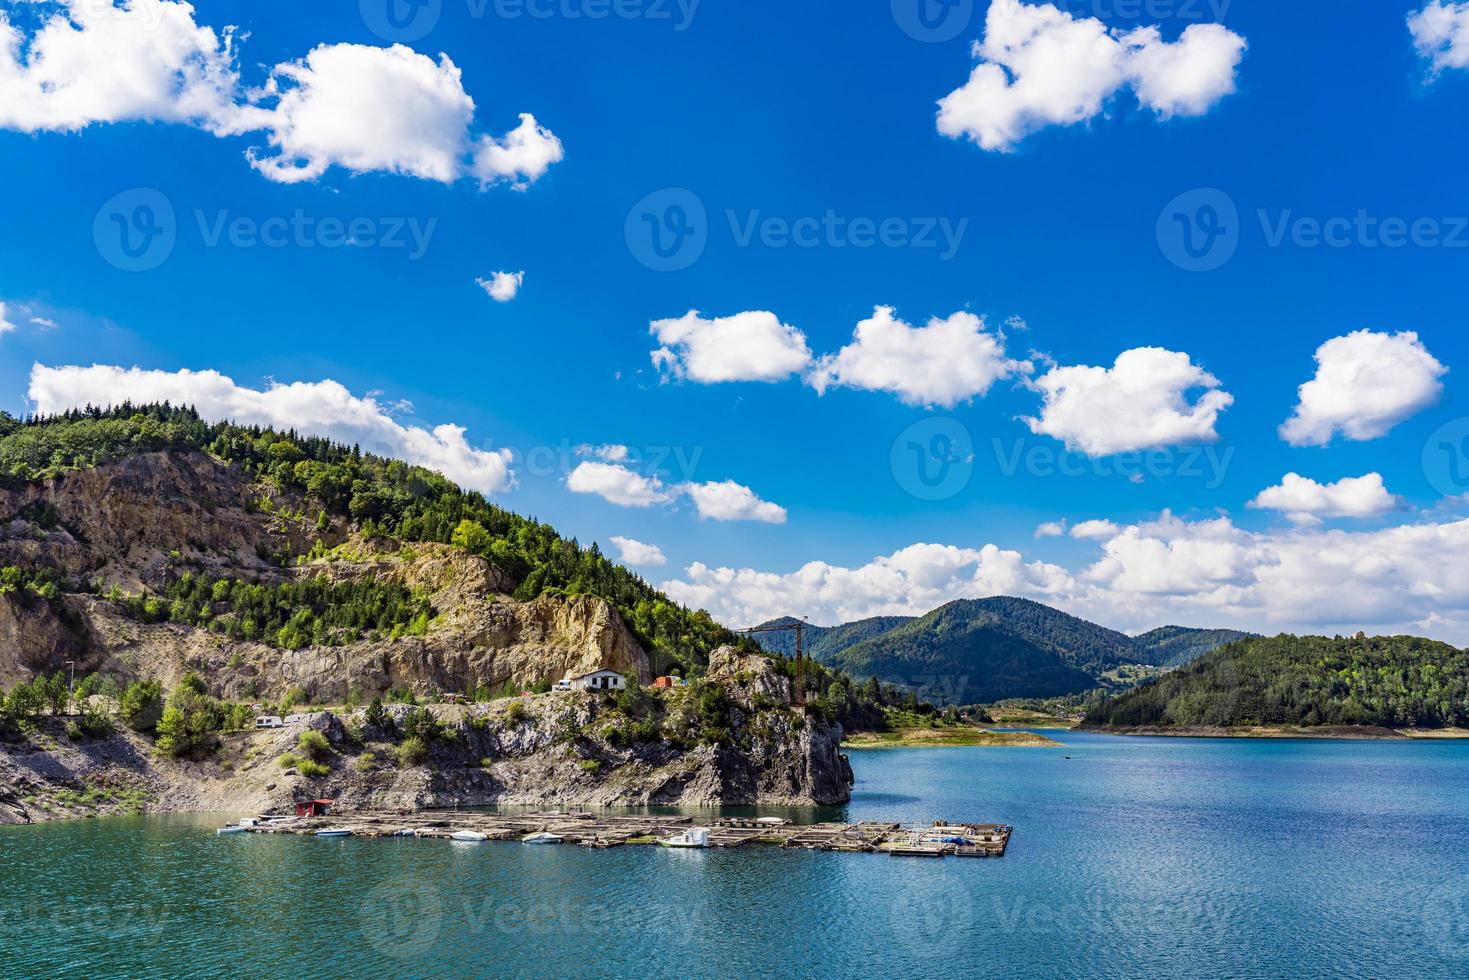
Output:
[{"xmin": 4, "ymin": 731, "xmax": 1468, "ymax": 978}]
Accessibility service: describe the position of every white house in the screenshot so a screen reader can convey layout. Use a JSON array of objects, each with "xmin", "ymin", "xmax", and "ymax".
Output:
[{"xmin": 555, "ymin": 669, "xmax": 627, "ymax": 693}]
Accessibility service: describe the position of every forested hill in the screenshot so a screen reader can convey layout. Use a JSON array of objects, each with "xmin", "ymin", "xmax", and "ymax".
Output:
[
  {"xmin": 0, "ymin": 405, "xmax": 748, "ymax": 674},
  {"xmin": 1085, "ymin": 634, "xmax": 1469, "ymax": 729},
  {"xmin": 807, "ymin": 598, "xmax": 1132, "ymax": 704},
  {"xmin": 1131, "ymin": 626, "xmax": 1257, "ymax": 668}
]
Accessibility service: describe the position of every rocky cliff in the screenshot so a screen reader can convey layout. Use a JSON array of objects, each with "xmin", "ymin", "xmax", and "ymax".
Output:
[
  {"xmin": 0, "ymin": 451, "xmax": 853, "ymax": 815},
  {"xmin": 0, "ymin": 648, "xmax": 852, "ymax": 823},
  {"xmin": 0, "ymin": 451, "xmax": 649, "ymax": 696}
]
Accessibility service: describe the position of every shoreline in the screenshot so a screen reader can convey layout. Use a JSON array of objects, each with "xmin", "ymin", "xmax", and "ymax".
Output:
[
  {"xmin": 1079, "ymin": 724, "xmax": 1469, "ymax": 741},
  {"xmin": 842, "ymin": 727, "xmax": 1060, "ymax": 749}
]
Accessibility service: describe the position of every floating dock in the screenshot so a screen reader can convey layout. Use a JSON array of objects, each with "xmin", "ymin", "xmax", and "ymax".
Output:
[{"xmin": 233, "ymin": 810, "xmax": 1012, "ymax": 858}]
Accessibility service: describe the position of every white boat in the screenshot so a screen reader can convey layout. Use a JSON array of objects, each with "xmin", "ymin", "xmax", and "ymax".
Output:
[
  {"xmin": 216, "ymin": 818, "xmax": 257, "ymax": 835},
  {"xmin": 451, "ymin": 830, "xmax": 489, "ymax": 842},
  {"xmin": 521, "ymin": 832, "xmax": 563, "ymax": 844},
  {"xmin": 658, "ymin": 828, "xmax": 711, "ymax": 849},
  {"xmin": 315, "ymin": 828, "xmax": 353, "ymax": 838}
]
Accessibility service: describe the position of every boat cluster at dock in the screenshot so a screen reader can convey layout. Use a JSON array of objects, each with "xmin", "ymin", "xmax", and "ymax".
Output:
[{"xmin": 215, "ymin": 810, "xmax": 1012, "ymax": 857}]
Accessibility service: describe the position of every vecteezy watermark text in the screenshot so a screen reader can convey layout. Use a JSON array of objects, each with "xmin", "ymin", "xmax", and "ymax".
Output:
[
  {"xmin": 1158, "ymin": 187, "xmax": 1469, "ymax": 272},
  {"xmin": 359, "ymin": 0, "xmax": 699, "ymax": 43},
  {"xmin": 94, "ymin": 188, "xmax": 438, "ymax": 271},
  {"xmin": 890, "ymin": 0, "xmax": 1232, "ymax": 43},
  {"xmin": 195, "ymin": 210, "xmax": 437, "ymax": 259},
  {"xmin": 626, "ymin": 187, "xmax": 968, "ymax": 271},
  {"xmin": 991, "ymin": 438, "xmax": 1234, "ymax": 489}
]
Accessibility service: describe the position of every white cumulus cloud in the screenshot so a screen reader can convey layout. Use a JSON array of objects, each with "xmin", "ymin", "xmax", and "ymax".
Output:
[
  {"xmin": 1022, "ymin": 347, "xmax": 1233, "ymax": 456},
  {"xmin": 27, "ymin": 364, "xmax": 515, "ymax": 493},
  {"xmin": 808, "ymin": 307, "xmax": 1030, "ymax": 408},
  {"xmin": 469, "ymin": 112, "xmax": 565, "ymax": 189},
  {"xmin": 0, "ymin": 4, "xmax": 563, "ymax": 188},
  {"xmin": 566, "ymin": 461, "xmax": 785, "ymax": 524},
  {"xmin": 566, "ymin": 462, "xmax": 672, "ymax": 508},
  {"xmin": 609, "ymin": 536, "xmax": 667, "ymax": 567},
  {"xmin": 650, "ymin": 310, "xmax": 813, "ymax": 384},
  {"xmin": 477, "ymin": 271, "xmax": 524, "ymax": 303},
  {"xmin": 1071, "ymin": 519, "xmax": 1120, "ymax": 540},
  {"xmin": 1279, "ymin": 330, "xmax": 1447, "ymax": 447},
  {"xmin": 1248, "ymin": 473, "xmax": 1402, "ymax": 526},
  {"xmin": 936, "ymin": 0, "xmax": 1246, "ymax": 151},
  {"xmin": 0, "ymin": 0, "xmax": 245, "ymax": 135},
  {"xmin": 1034, "ymin": 520, "xmax": 1067, "ymax": 538},
  {"xmin": 682, "ymin": 480, "xmax": 787, "ymax": 524},
  {"xmin": 0, "ymin": 302, "xmax": 17, "ymax": 336},
  {"xmin": 1410, "ymin": 1, "xmax": 1469, "ymax": 73}
]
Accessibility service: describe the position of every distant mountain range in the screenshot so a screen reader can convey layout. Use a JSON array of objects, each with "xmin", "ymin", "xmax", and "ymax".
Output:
[{"xmin": 750, "ymin": 598, "xmax": 1252, "ymax": 704}]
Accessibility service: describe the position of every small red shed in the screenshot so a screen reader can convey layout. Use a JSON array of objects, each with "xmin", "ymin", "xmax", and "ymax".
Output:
[{"xmin": 295, "ymin": 799, "xmax": 335, "ymax": 818}]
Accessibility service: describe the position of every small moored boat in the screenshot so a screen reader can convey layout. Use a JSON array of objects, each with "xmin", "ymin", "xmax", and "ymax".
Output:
[
  {"xmin": 521, "ymin": 832, "xmax": 563, "ymax": 845},
  {"xmin": 315, "ymin": 828, "xmax": 353, "ymax": 838},
  {"xmin": 451, "ymin": 830, "xmax": 489, "ymax": 842},
  {"xmin": 658, "ymin": 828, "xmax": 711, "ymax": 849}
]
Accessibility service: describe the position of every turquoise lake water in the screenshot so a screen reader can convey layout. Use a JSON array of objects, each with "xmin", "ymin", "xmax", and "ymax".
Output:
[{"xmin": 4, "ymin": 731, "xmax": 1469, "ymax": 978}]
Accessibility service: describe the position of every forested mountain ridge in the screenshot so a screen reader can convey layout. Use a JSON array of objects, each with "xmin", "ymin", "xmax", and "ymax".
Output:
[
  {"xmin": 1085, "ymin": 634, "xmax": 1469, "ymax": 729},
  {"xmin": 752, "ymin": 601, "xmax": 1256, "ymax": 704}
]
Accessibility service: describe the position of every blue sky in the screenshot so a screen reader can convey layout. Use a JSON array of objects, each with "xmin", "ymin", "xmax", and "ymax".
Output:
[{"xmin": 3, "ymin": 0, "xmax": 1469, "ymax": 638}]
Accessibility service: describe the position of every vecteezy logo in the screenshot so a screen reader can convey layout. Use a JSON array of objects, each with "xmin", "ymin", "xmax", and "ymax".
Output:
[
  {"xmin": 1156, "ymin": 188, "xmax": 1240, "ymax": 272},
  {"xmin": 891, "ymin": 0, "xmax": 975, "ymax": 43},
  {"xmin": 891, "ymin": 417, "xmax": 975, "ymax": 501},
  {"xmin": 1423, "ymin": 878, "xmax": 1469, "ymax": 961},
  {"xmin": 358, "ymin": 880, "xmax": 443, "ymax": 960},
  {"xmin": 359, "ymin": 0, "xmax": 442, "ymax": 43},
  {"xmin": 93, "ymin": 188, "xmax": 176, "ymax": 273},
  {"xmin": 625, "ymin": 188, "xmax": 708, "ymax": 272},
  {"xmin": 1423, "ymin": 418, "xmax": 1469, "ymax": 498}
]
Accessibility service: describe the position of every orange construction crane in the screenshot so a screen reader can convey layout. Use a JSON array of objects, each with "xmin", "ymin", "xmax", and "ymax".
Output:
[{"xmin": 736, "ymin": 621, "xmax": 808, "ymax": 707}]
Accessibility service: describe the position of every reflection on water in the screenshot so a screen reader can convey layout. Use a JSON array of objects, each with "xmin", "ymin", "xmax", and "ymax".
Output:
[{"xmin": 4, "ymin": 731, "xmax": 1469, "ymax": 979}]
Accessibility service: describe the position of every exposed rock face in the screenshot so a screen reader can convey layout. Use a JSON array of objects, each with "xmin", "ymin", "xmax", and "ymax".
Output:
[
  {"xmin": 0, "ymin": 592, "xmax": 86, "ymax": 684},
  {"xmin": 0, "ymin": 454, "xmax": 851, "ymax": 813},
  {"xmin": 0, "ymin": 451, "xmax": 647, "ymax": 697},
  {"xmin": 0, "ymin": 451, "xmax": 297, "ymax": 589},
  {"xmin": 0, "ymin": 650, "xmax": 854, "ymax": 822}
]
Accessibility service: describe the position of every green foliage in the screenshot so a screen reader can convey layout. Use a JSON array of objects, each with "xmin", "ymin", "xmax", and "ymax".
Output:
[
  {"xmin": 689, "ymin": 681, "xmax": 733, "ymax": 745},
  {"xmin": 119, "ymin": 680, "xmax": 164, "ymax": 731},
  {"xmin": 364, "ymin": 697, "xmax": 389, "ymax": 730},
  {"xmin": 399, "ymin": 707, "xmax": 444, "ymax": 743},
  {"xmin": 397, "ymin": 736, "xmax": 428, "ymax": 766},
  {"xmin": 355, "ymin": 752, "xmax": 379, "ymax": 773},
  {"xmin": 297, "ymin": 729, "xmax": 331, "ymax": 761},
  {"xmin": 0, "ymin": 566, "xmax": 67, "ymax": 610},
  {"xmin": 155, "ymin": 692, "xmax": 218, "ymax": 758},
  {"xmin": 503, "ymin": 701, "xmax": 527, "ymax": 725},
  {"xmin": 113, "ymin": 572, "xmax": 432, "ymax": 651},
  {"xmin": 1088, "ymin": 634, "xmax": 1469, "ymax": 729},
  {"xmin": 153, "ymin": 681, "xmax": 253, "ymax": 757},
  {"xmin": 297, "ymin": 758, "xmax": 330, "ymax": 778}
]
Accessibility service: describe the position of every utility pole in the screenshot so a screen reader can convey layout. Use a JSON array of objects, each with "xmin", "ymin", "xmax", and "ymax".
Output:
[{"xmin": 735, "ymin": 621, "xmax": 808, "ymax": 708}]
